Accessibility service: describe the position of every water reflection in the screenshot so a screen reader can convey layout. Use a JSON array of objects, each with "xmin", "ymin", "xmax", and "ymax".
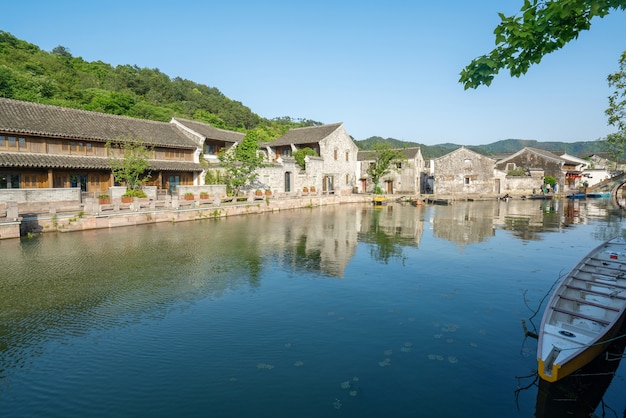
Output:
[{"xmin": 1, "ymin": 199, "xmax": 626, "ymax": 416}]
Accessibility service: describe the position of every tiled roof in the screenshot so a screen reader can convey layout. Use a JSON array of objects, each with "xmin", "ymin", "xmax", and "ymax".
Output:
[
  {"xmin": 0, "ymin": 152, "xmax": 202, "ymax": 172},
  {"xmin": 357, "ymin": 147, "xmax": 421, "ymax": 161},
  {"xmin": 265, "ymin": 123, "xmax": 343, "ymax": 147},
  {"xmin": 0, "ymin": 98, "xmax": 197, "ymax": 149},
  {"xmin": 173, "ymin": 118, "xmax": 244, "ymax": 143}
]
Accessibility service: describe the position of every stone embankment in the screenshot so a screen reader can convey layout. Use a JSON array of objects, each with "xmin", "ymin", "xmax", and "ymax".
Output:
[{"xmin": 0, "ymin": 193, "xmax": 374, "ymax": 240}]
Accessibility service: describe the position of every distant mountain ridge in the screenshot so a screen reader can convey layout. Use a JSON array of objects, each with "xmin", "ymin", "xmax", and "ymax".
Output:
[{"xmin": 355, "ymin": 136, "xmax": 602, "ymax": 160}]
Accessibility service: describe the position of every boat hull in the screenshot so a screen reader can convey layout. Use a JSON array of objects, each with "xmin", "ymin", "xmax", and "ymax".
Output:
[{"xmin": 537, "ymin": 237, "xmax": 626, "ymax": 382}]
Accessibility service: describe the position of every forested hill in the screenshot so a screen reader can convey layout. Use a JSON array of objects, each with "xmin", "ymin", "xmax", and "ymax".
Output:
[
  {"xmin": 356, "ymin": 136, "xmax": 602, "ymax": 160},
  {"xmin": 0, "ymin": 31, "xmax": 605, "ymax": 155},
  {"xmin": 0, "ymin": 31, "xmax": 320, "ymax": 134}
]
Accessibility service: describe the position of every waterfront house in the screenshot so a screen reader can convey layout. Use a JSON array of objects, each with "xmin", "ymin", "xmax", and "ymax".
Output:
[
  {"xmin": 259, "ymin": 123, "xmax": 359, "ymax": 195},
  {"xmin": 430, "ymin": 147, "xmax": 496, "ymax": 195},
  {"xmin": 494, "ymin": 147, "xmax": 566, "ymax": 193},
  {"xmin": 357, "ymin": 147, "xmax": 425, "ymax": 194},
  {"xmin": 0, "ymin": 98, "xmax": 203, "ymax": 200},
  {"xmin": 171, "ymin": 117, "xmax": 245, "ymax": 166}
]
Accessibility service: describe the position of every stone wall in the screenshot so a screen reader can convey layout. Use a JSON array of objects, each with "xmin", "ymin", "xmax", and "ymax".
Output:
[
  {"xmin": 432, "ymin": 148, "xmax": 496, "ymax": 195},
  {"xmin": 0, "ymin": 188, "xmax": 80, "ymax": 204}
]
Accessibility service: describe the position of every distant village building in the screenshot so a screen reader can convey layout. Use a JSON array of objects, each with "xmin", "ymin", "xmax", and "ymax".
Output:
[
  {"xmin": 494, "ymin": 147, "xmax": 565, "ymax": 193},
  {"xmin": 430, "ymin": 147, "xmax": 496, "ymax": 195},
  {"xmin": 357, "ymin": 147, "xmax": 425, "ymax": 194}
]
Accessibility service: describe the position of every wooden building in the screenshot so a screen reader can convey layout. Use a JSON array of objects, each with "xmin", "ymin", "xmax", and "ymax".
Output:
[{"xmin": 0, "ymin": 98, "xmax": 203, "ymax": 194}]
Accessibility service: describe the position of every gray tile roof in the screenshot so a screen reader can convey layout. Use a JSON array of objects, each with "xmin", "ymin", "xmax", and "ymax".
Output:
[
  {"xmin": 173, "ymin": 118, "xmax": 245, "ymax": 143},
  {"xmin": 265, "ymin": 123, "xmax": 343, "ymax": 147},
  {"xmin": 357, "ymin": 147, "xmax": 421, "ymax": 161},
  {"xmin": 0, "ymin": 98, "xmax": 197, "ymax": 149},
  {"xmin": 0, "ymin": 152, "xmax": 202, "ymax": 172}
]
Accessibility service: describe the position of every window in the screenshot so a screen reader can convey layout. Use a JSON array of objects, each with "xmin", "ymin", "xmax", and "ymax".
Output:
[
  {"xmin": 0, "ymin": 173, "xmax": 20, "ymax": 189},
  {"xmin": 464, "ymin": 176, "xmax": 471, "ymax": 185},
  {"xmin": 346, "ymin": 174, "xmax": 349, "ymax": 185},
  {"xmin": 345, "ymin": 151, "xmax": 349, "ymax": 161},
  {"xmin": 506, "ymin": 163, "xmax": 516, "ymax": 171},
  {"xmin": 0, "ymin": 135, "xmax": 4, "ymax": 148},
  {"xmin": 8, "ymin": 136, "xmax": 17, "ymax": 149},
  {"xmin": 334, "ymin": 149, "xmax": 338, "ymax": 160},
  {"xmin": 86, "ymin": 143, "xmax": 93, "ymax": 154},
  {"xmin": 205, "ymin": 143, "xmax": 217, "ymax": 155},
  {"xmin": 18, "ymin": 137, "xmax": 27, "ymax": 150}
]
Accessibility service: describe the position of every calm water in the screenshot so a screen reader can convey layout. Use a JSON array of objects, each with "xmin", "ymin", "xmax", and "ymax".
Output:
[{"xmin": 1, "ymin": 198, "xmax": 626, "ymax": 417}]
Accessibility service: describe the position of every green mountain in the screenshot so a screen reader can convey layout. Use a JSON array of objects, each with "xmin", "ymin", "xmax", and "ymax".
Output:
[
  {"xmin": 0, "ymin": 31, "xmax": 608, "ymax": 156},
  {"xmin": 0, "ymin": 31, "xmax": 319, "ymax": 135},
  {"xmin": 356, "ymin": 137, "xmax": 604, "ymax": 160}
]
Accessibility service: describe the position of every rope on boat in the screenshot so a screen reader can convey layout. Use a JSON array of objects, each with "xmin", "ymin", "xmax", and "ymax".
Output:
[{"xmin": 555, "ymin": 332, "xmax": 626, "ymax": 352}]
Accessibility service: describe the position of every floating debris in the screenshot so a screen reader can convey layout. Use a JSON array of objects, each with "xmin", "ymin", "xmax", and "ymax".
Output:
[
  {"xmin": 400, "ymin": 346, "xmax": 412, "ymax": 353},
  {"xmin": 332, "ymin": 398, "xmax": 342, "ymax": 409},
  {"xmin": 349, "ymin": 390, "xmax": 358, "ymax": 397},
  {"xmin": 379, "ymin": 358, "xmax": 392, "ymax": 367},
  {"xmin": 256, "ymin": 363, "xmax": 274, "ymax": 370},
  {"xmin": 294, "ymin": 361, "xmax": 304, "ymax": 367},
  {"xmin": 341, "ymin": 381, "xmax": 351, "ymax": 389},
  {"xmin": 384, "ymin": 349, "xmax": 393, "ymax": 356},
  {"xmin": 434, "ymin": 334, "xmax": 443, "ymax": 339},
  {"xmin": 327, "ymin": 311, "xmax": 335, "ymax": 316},
  {"xmin": 427, "ymin": 354, "xmax": 437, "ymax": 360},
  {"xmin": 448, "ymin": 356, "xmax": 458, "ymax": 364},
  {"xmin": 446, "ymin": 338, "xmax": 455, "ymax": 344},
  {"xmin": 469, "ymin": 342, "xmax": 478, "ymax": 348},
  {"xmin": 352, "ymin": 377, "xmax": 359, "ymax": 382},
  {"xmin": 284, "ymin": 343, "xmax": 292, "ymax": 348},
  {"xmin": 435, "ymin": 355, "xmax": 444, "ymax": 361},
  {"xmin": 404, "ymin": 342, "xmax": 413, "ymax": 347}
]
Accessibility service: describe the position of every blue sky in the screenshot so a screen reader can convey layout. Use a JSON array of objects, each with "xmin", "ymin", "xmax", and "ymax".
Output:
[{"xmin": 3, "ymin": 1, "xmax": 625, "ymax": 145}]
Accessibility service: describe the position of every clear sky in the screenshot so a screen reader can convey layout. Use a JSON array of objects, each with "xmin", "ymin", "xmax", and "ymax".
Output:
[{"xmin": 2, "ymin": 1, "xmax": 625, "ymax": 145}]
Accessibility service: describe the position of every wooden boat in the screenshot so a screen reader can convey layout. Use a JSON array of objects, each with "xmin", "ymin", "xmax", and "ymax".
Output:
[
  {"xmin": 372, "ymin": 196, "xmax": 387, "ymax": 206},
  {"xmin": 535, "ymin": 323, "xmax": 626, "ymax": 417},
  {"xmin": 567, "ymin": 193, "xmax": 586, "ymax": 199},
  {"xmin": 537, "ymin": 237, "xmax": 626, "ymax": 382},
  {"xmin": 586, "ymin": 192, "xmax": 611, "ymax": 198}
]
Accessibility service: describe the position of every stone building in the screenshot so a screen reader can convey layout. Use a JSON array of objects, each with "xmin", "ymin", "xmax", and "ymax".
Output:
[
  {"xmin": 494, "ymin": 147, "xmax": 565, "ymax": 193},
  {"xmin": 259, "ymin": 123, "xmax": 359, "ymax": 195},
  {"xmin": 430, "ymin": 147, "xmax": 496, "ymax": 195},
  {"xmin": 357, "ymin": 147, "xmax": 425, "ymax": 194}
]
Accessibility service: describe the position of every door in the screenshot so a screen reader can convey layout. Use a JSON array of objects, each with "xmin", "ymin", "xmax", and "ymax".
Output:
[
  {"xmin": 70, "ymin": 174, "xmax": 88, "ymax": 192},
  {"xmin": 323, "ymin": 176, "xmax": 334, "ymax": 194},
  {"xmin": 284, "ymin": 172, "xmax": 291, "ymax": 192},
  {"xmin": 169, "ymin": 175, "xmax": 180, "ymax": 196},
  {"xmin": 386, "ymin": 180, "xmax": 393, "ymax": 194}
]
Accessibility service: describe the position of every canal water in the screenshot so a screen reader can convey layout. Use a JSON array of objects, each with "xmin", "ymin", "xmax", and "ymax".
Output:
[{"xmin": 1, "ymin": 198, "xmax": 625, "ymax": 417}]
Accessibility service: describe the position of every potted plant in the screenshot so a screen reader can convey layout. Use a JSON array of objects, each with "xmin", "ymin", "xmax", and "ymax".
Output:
[
  {"xmin": 255, "ymin": 189, "xmax": 263, "ymax": 197},
  {"xmin": 303, "ymin": 186, "xmax": 309, "ymax": 194},
  {"xmin": 122, "ymin": 188, "xmax": 146, "ymax": 203},
  {"xmin": 184, "ymin": 192, "xmax": 195, "ymax": 200},
  {"xmin": 265, "ymin": 189, "xmax": 272, "ymax": 196},
  {"xmin": 97, "ymin": 194, "xmax": 110, "ymax": 204},
  {"xmin": 200, "ymin": 191, "xmax": 210, "ymax": 200},
  {"xmin": 310, "ymin": 186, "xmax": 316, "ymax": 193}
]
